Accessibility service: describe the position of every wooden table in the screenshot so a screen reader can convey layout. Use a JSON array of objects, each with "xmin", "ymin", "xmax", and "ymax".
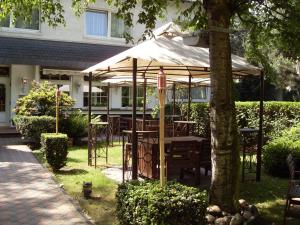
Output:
[{"xmin": 138, "ymin": 136, "xmax": 205, "ymax": 179}]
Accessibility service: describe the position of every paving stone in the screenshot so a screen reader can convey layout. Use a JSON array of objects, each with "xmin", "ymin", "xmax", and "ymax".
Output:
[{"xmin": 0, "ymin": 139, "xmax": 91, "ymax": 225}]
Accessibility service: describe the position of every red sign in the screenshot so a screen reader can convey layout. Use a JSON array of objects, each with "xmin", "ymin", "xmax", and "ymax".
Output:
[
  {"xmin": 56, "ymin": 89, "xmax": 61, "ymax": 97},
  {"xmin": 157, "ymin": 68, "xmax": 166, "ymax": 90}
]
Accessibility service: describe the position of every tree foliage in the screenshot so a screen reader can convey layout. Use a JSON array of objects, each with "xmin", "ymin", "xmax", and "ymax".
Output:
[
  {"xmin": 0, "ymin": 0, "xmax": 96, "ymax": 27},
  {"xmin": 14, "ymin": 81, "xmax": 74, "ymax": 116}
]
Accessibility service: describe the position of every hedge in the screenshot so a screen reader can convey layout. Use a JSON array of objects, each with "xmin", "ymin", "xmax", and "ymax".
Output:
[
  {"xmin": 263, "ymin": 125, "xmax": 300, "ymax": 177},
  {"xmin": 181, "ymin": 101, "xmax": 300, "ymax": 139},
  {"xmin": 116, "ymin": 181, "xmax": 208, "ymax": 225},
  {"xmin": 41, "ymin": 133, "xmax": 68, "ymax": 172},
  {"xmin": 14, "ymin": 115, "xmax": 55, "ymax": 149}
]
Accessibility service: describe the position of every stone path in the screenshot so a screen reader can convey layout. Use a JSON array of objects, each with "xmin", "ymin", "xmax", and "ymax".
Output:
[{"xmin": 0, "ymin": 138, "xmax": 91, "ymax": 225}]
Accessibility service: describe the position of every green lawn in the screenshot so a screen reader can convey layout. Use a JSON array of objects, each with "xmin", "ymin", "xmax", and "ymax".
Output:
[{"xmin": 34, "ymin": 144, "xmax": 300, "ymax": 225}]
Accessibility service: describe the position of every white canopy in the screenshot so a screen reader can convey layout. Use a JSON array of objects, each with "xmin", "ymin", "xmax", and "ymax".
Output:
[{"xmin": 83, "ymin": 23, "xmax": 261, "ymax": 80}]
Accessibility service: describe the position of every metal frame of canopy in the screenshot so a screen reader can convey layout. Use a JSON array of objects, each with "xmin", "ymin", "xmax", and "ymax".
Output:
[{"xmin": 83, "ymin": 29, "xmax": 264, "ymax": 182}]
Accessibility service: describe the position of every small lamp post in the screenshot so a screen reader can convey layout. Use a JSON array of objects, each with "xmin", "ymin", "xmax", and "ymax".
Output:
[
  {"xmin": 157, "ymin": 66, "xmax": 166, "ymax": 186},
  {"xmin": 56, "ymin": 88, "xmax": 61, "ymax": 134}
]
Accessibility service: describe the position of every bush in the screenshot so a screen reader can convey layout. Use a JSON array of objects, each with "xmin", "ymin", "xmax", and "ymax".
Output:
[
  {"xmin": 14, "ymin": 81, "xmax": 74, "ymax": 116},
  {"xmin": 116, "ymin": 181, "xmax": 208, "ymax": 225},
  {"xmin": 61, "ymin": 110, "xmax": 88, "ymax": 144},
  {"xmin": 41, "ymin": 133, "xmax": 68, "ymax": 172},
  {"xmin": 263, "ymin": 125, "xmax": 300, "ymax": 177},
  {"xmin": 14, "ymin": 115, "xmax": 55, "ymax": 148},
  {"xmin": 180, "ymin": 101, "xmax": 300, "ymax": 140}
]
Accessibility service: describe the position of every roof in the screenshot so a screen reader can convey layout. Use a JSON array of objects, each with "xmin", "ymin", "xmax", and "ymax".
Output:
[
  {"xmin": 83, "ymin": 22, "xmax": 261, "ymax": 79},
  {"xmin": 0, "ymin": 36, "xmax": 128, "ymax": 70}
]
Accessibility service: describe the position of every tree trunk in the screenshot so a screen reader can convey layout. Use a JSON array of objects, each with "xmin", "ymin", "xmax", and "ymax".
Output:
[{"xmin": 205, "ymin": 0, "xmax": 240, "ymax": 212}]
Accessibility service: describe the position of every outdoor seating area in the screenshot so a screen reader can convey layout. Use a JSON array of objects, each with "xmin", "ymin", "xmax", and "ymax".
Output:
[{"xmin": 84, "ymin": 23, "xmax": 263, "ymax": 186}]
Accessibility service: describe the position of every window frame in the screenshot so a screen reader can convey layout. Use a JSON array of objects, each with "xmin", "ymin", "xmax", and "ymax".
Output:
[
  {"xmin": 84, "ymin": 8, "xmax": 127, "ymax": 41},
  {"xmin": 0, "ymin": 10, "xmax": 41, "ymax": 33},
  {"xmin": 83, "ymin": 86, "xmax": 108, "ymax": 108},
  {"xmin": 173, "ymin": 86, "xmax": 208, "ymax": 102},
  {"xmin": 121, "ymin": 86, "xmax": 144, "ymax": 108}
]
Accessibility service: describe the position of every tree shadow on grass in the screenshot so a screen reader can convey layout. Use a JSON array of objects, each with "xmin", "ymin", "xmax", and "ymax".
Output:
[
  {"xmin": 56, "ymin": 168, "xmax": 88, "ymax": 175},
  {"xmin": 67, "ymin": 157, "xmax": 83, "ymax": 163}
]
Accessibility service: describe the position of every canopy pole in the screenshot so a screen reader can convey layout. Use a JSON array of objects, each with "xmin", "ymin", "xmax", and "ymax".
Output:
[
  {"xmin": 107, "ymin": 82, "xmax": 111, "ymax": 147},
  {"xmin": 132, "ymin": 58, "xmax": 138, "ymax": 180},
  {"xmin": 187, "ymin": 74, "xmax": 192, "ymax": 135},
  {"xmin": 88, "ymin": 72, "xmax": 92, "ymax": 166},
  {"xmin": 172, "ymin": 83, "xmax": 176, "ymax": 115},
  {"xmin": 256, "ymin": 70, "xmax": 264, "ymax": 182},
  {"xmin": 158, "ymin": 66, "xmax": 166, "ymax": 186},
  {"xmin": 107, "ymin": 82, "xmax": 110, "ymax": 116},
  {"xmin": 142, "ymin": 77, "xmax": 147, "ymax": 131}
]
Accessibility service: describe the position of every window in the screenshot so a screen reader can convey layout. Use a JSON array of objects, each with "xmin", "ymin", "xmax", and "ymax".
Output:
[
  {"xmin": 0, "ymin": 9, "xmax": 40, "ymax": 30},
  {"xmin": 85, "ymin": 10, "xmax": 126, "ymax": 39},
  {"xmin": 15, "ymin": 10, "xmax": 39, "ymax": 30},
  {"xmin": 0, "ymin": 67, "xmax": 9, "ymax": 77},
  {"xmin": 178, "ymin": 86, "xmax": 207, "ymax": 100},
  {"xmin": 0, "ymin": 84, "xmax": 5, "ymax": 112},
  {"xmin": 122, "ymin": 87, "xmax": 143, "ymax": 107},
  {"xmin": 85, "ymin": 10, "xmax": 108, "ymax": 37},
  {"xmin": 0, "ymin": 15, "xmax": 10, "ymax": 28},
  {"xmin": 41, "ymin": 74, "xmax": 70, "ymax": 81},
  {"xmin": 84, "ymin": 86, "xmax": 108, "ymax": 107},
  {"xmin": 111, "ymin": 13, "xmax": 125, "ymax": 38},
  {"xmin": 191, "ymin": 86, "xmax": 207, "ymax": 99}
]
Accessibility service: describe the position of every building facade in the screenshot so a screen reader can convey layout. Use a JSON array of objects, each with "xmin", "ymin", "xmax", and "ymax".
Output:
[{"xmin": 0, "ymin": 0, "xmax": 210, "ymax": 126}]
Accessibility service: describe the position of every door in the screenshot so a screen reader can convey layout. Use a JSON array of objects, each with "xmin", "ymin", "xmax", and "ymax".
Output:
[{"xmin": 0, "ymin": 76, "xmax": 10, "ymax": 126}]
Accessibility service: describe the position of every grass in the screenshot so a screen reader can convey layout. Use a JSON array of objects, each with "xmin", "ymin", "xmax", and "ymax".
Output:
[
  {"xmin": 33, "ymin": 143, "xmax": 300, "ymax": 225},
  {"xmin": 33, "ymin": 142, "xmax": 122, "ymax": 225}
]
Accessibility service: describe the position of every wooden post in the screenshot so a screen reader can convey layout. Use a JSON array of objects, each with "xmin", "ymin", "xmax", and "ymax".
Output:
[
  {"xmin": 257, "ymin": 71, "xmax": 264, "ymax": 182},
  {"xmin": 132, "ymin": 58, "xmax": 138, "ymax": 180},
  {"xmin": 187, "ymin": 75, "xmax": 192, "ymax": 135},
  {"xmin": 142, "ymin": 77, "xmax": 147, "ymax": 131},
  {"xmin": 55, "ymin": 88, "xmax": 60, "ymax": 134},
  {"xmin": 88, "ymin": 72, "xmax": 92, "ymax": 166},
  {"xmin": 172, "ymin": 83, "xmax": 176, "ymax": 115},
  {"xmin": 158, "ymin": 66, "xmax": 166, "ymax": 186}
]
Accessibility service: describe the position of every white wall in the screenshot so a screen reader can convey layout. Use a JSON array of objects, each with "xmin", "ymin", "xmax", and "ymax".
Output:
[
  {"xmin": 10, "ymin": 64, "xmax": 35, "ymax": 119},
  {"xmin": 0, "ymin": 0, "xmax": 182, "ymax": 46}
]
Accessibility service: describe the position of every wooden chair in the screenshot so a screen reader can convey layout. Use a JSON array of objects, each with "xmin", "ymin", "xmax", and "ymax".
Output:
[
  {"xmin": 199, "ymin": 139, "xmax": 211, "ymax": 176},
  {"xmin": 166, "ymin": 141, "xmax": 200, "ymax": 185},
  {"xmin": 283, "ymin": 154, "xmax": 300, "ymax": 224}
]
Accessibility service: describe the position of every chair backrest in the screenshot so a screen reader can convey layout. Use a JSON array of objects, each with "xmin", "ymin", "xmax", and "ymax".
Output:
[
  {"xmin": 287, "ymin": 154, "xmax": 295, "ymax": 180},
  {"xmin": 169, "ymin": 141, "xmax": 198, "ymax": 161},
  {"xmin": 200, "ymin": 139, "xmax": 211, "ymax": 163}
]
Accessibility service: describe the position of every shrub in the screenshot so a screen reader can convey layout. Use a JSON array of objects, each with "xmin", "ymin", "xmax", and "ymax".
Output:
[
  {"xmin": 61, "ymin": 110, "xmax": 88, "ymax": 144},
  {"xmin": 151, "ymin": 103, "xmax": 181, "ymax": 119},
  {"xmin": 263, "ymin": 125, "xmax": 300, "ymax": 177},
  {"xmin": 14, "ymin": 81, "xmax": 74, "ymax": 116},
  {"xmin": 116, "ymin": 181, "xmax": 208, "ymax": 225},
  {"xmin": 41, "ymin": 133, "xmax": 68, "ymax": 172},
  {"xmin": 14, "ymin": 115, "xmax": 55, "ymax": 148}
]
